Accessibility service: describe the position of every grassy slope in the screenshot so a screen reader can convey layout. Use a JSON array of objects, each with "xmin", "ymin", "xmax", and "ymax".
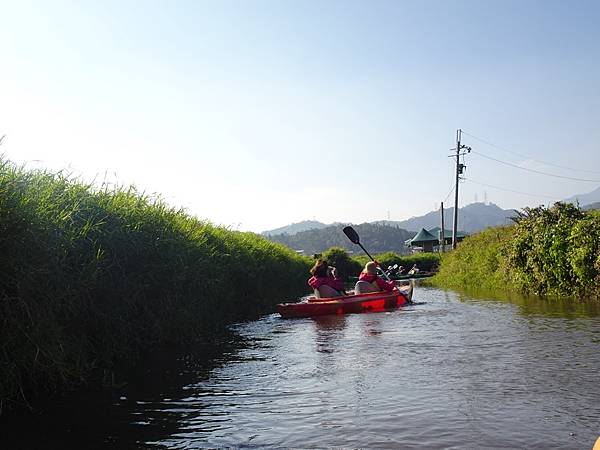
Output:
[
  {"xmin": 0, "ymin": 159, "xmax": 311, "ymax": 413},
  {"xmin": 431, "ymin": 226, "xmax": 513, "ymax": 291},
  {"xmin": 431, "ymin": 204, "xmax": 600, "ymax": 299}
]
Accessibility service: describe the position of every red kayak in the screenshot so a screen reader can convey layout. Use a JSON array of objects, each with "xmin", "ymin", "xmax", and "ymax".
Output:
[{"xmin": 277, "ymin": 285, "xmax": 413, "ymax": 319}]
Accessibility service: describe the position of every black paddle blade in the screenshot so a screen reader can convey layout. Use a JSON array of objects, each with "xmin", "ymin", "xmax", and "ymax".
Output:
[{"xmin": 343, "ymin": 226, "xmax": 360, "ymax": 244}]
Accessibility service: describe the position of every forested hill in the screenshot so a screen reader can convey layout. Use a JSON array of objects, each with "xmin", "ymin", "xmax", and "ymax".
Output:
[
  {"xmin": 377, "ymin": 202, "xmax": 515, "ymax": 233},
  {"xmin": 262, "ymin": 220, "xmax": 328, "ymax": 236},
  {"xmin": 266, "ymin": 223, "xmax": 415, "ymax": 255}
]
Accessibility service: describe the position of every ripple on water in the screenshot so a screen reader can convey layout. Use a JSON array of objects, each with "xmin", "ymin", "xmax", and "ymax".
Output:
[{"xmin": 139, "ymin": 288, "xmax": 600, "ymax": 449}]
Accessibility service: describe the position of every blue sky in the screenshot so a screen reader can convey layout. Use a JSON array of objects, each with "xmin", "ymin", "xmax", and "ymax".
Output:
[{"xmin": 1, "ymin": 0, "xmax": 599, "ymax": 231}]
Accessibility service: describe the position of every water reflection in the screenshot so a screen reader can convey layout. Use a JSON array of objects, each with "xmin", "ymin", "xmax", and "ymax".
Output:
[
  {"xmin": 312, "ymin": 315, "xmax": 347, "ymax": 353},
  {"xmin": 437, "ymin": 283, "xmax": 600, "ymax": 318},
  {"xmin": 0, "ymin": 330, "xmax": 252, "ymax": 450}
]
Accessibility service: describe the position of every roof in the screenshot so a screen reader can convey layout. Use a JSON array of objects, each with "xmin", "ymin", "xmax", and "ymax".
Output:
[
  {"xmin": 405, "ymin": 227, "xmax": 469, "ymax": 246},
  {"xmin": 428, "ymin": 227, "xmax": 467, "ymax": 239},
  {"xmin": 408, "ymin": 228, "xmax": 438, "ymax": 245}
]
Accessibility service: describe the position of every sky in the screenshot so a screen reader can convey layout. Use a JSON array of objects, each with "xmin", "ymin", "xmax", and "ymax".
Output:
[{"xmin": 1, "ymin": 0, "xmax": 599, "ymax": 232}]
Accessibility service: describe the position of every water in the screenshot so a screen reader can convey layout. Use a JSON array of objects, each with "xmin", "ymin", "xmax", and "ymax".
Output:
[{"xmin": 3, "ymin": 286, "xmax": 600, "ymax": 449}]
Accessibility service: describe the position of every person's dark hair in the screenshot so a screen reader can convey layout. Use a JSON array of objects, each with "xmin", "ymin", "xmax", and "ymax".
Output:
[{"xmin": 310, "ymin": 259, "xmax": 329, "ymax": 277}]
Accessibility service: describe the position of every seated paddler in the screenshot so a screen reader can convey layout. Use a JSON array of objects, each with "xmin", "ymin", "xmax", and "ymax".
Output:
[
  {"xmin": 357, "ymin": 261, "xmax": 397, "ymax": 292},
  {"xmin": 308, "ymin": 259, "xmax": 346, "ymax": 298}
]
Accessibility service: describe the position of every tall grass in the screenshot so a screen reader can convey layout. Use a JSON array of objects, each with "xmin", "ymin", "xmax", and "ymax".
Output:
[
  {"xmin": 0, "ymin": 158, "xmax": 311, "ymax": 414},
  {"xmin": 430, "ymin": 226, "xmax": 514, "ymax": 291}
]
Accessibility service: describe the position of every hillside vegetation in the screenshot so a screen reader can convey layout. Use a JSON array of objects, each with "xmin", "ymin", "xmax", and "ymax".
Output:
[
  {"xmin": 267, "ymin": 222, "xmax": 415, "ymax": 255},
  {"xmin": 0, "ymin": 158, "xmax": 311, "ymax": 414},
  {"xmin": 433, "ymin": 203, "xmax": 600, "ymax": 299}
]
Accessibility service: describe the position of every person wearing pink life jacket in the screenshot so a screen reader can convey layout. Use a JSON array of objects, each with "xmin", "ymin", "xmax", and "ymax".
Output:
[
  {"xmin": 358, "ymin": 261, "xmax": 397, "ymax": 292},
  {"xmin": 308, "ymin": 259, "xmax": 346, "ymax": 297}
]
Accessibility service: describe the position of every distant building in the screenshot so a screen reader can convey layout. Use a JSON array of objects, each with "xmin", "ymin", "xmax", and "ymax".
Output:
[{"xmin": 405, "ymin": 227, "xmax": 467, "ymax": 252}]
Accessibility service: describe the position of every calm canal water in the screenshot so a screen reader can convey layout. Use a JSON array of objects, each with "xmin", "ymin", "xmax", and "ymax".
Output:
[{"xmin": 4, "ymin": 285, "xmax": 600, "ymax": 449}]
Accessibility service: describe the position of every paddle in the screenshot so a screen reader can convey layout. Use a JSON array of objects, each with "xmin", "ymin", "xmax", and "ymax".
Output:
[{"xmin": 343, "ymin": 225, "xmax": 415, "ymax": 303}]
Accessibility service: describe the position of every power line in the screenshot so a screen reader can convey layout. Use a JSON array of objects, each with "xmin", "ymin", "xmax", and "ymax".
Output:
[
  {"xmin": 462, "ymin": 130, "xmax": 600, "ymax": 175},
  {"xmin": 464, "ymin": 178, "xmax": 558, "ymax": 200},
  {"xmin": 471, "ymin": 150, "xmax": 600, "ymax": 183},
  {"xmin": 442, "ymin": 182, "xmax": 455, "ymax": 203}
]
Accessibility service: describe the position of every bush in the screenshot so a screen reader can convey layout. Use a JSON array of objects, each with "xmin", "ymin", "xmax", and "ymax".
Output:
[
  {"xmin": 568, "ymin": 210, "xmax": 600, "ymax": 293},
  {"xmin": 321, "ymin": 247, "xmax": 362, "ymax": 280},
  {"xmin": 507, "ymin": 202, "xmax": 584, "ymax": 295},
  {"xmin": 353, "ymin": 252, "xmax": 441, "ymax": 273}
]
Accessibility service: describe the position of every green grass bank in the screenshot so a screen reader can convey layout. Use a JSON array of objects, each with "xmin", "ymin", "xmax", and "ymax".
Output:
[
  {"xmin": 0, "ymin": 158, "xmax": 311, "ymax": 415},
  {"xmin": 432, "ymin": 203, "xmax": 600, "ymax": 299}
]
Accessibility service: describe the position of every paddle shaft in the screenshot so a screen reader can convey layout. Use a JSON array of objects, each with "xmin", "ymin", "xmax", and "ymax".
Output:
[{"xmin": 345, "ymin": 226, "xmax": 413, "ymax": 302}]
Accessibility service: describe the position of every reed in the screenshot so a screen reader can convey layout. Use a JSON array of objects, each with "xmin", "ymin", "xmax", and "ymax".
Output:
[{"xmin": 0, "ymin": 158, "xmax": 311, "ymax": 414}]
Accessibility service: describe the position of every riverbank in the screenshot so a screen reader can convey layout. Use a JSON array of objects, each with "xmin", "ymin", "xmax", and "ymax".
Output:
[
  {"xmin": 0, "ymin": 158, "xmax": 311, "ymax": 415},
  {"xmin": 432, "ymin": 203, "xmax": 600, "ymax": 299}
]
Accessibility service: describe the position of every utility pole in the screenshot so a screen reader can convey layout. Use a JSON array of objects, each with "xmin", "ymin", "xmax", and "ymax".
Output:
[
  {"xmin": 451, "ymin": 129, "xmax": 471, "ymax": 249},
  {"xmin": 440, "ymin": 202, "xmax": 445, "ymax": 253}
]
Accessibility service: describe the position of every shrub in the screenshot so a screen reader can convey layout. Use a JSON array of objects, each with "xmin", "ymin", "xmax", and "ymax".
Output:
[
  {"xmin": 321, "ymin": 247, "xmax": 362, "ymax": 280},
  {"xmin": 568, "ymin": 209, "xmax": 600, "ymax": 296},
  {"xmin": 507, "ymin": 202, "xmax": 584, "ymax": 295},
  {"xmin": 353, "ymin": 252, "xmax": 441, "ymax": 273}
]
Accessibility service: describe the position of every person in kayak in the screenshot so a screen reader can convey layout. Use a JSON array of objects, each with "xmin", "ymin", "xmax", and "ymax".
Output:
[
  {"xmin": 407, "ymin": 264, "xmax": 419, "ymax": 275},
  {"xmin": 308, "ymin": 259, "xmax": 346, "ymax": 297},
  {"xmin": 358, "ymin": 261, "xmax": 397, "ymax": 292}
]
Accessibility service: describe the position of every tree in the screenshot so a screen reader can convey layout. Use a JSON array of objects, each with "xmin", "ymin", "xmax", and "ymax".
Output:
[{"xmin": 321, "ymin": 247, "xmax": 362, "ymax": 280}]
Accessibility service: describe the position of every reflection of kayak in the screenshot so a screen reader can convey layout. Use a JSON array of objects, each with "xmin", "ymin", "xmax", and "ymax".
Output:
[{"xmin": 277, "ymin": 284, "xmax": 413, "ymax": 319}]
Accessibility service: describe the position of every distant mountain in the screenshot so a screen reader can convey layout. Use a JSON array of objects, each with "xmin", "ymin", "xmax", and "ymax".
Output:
[
  {"xmin": 266, "ymin": 223, "xmax": 415, "ymax": 255},
  {"xmin": 262, "ymin": 220, "xmax": 328, "ymax": 236},
  {"xmin": 564, "ymin": 186, "xmax": 600, "ymax": 207},
  {"xmin": 377, "ymin": 202, "xmax": 516, "ymax": 233},
  {"xmin": 583, "ymin": 201, "xmax": 600, "ymax": 211}
]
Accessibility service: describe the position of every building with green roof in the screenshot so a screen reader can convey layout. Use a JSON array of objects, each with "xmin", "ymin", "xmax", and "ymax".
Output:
[{"xmin": 406, "ymin": 227, "xmax": 468, "ymax": 252}]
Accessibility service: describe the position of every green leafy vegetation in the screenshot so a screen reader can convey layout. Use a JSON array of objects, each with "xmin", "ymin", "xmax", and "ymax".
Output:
[
  {"xmin": 321, "ymin": 247, "xmax": 362, "ymax": 279},
  {"xmin": 267, "ymin": 222, "xmax": 415, "ymax": 255},
  {"xmin": 432, "ymin": 203, "xmax": 600, "ymax": 299},
  {"xmin": 430, "ymin": 226, "xmax": 514, "ymax": 291},
  {"xmin": 314, "ymin": 247, "xmax": 441, "ymax": 280},
  {"xmin": 353, "ymin": 252, "xmax": 442, "ymax": 273},
  {"xmin": 0, "ymin": 158, "xmax": 312, "ymax": 414}
]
